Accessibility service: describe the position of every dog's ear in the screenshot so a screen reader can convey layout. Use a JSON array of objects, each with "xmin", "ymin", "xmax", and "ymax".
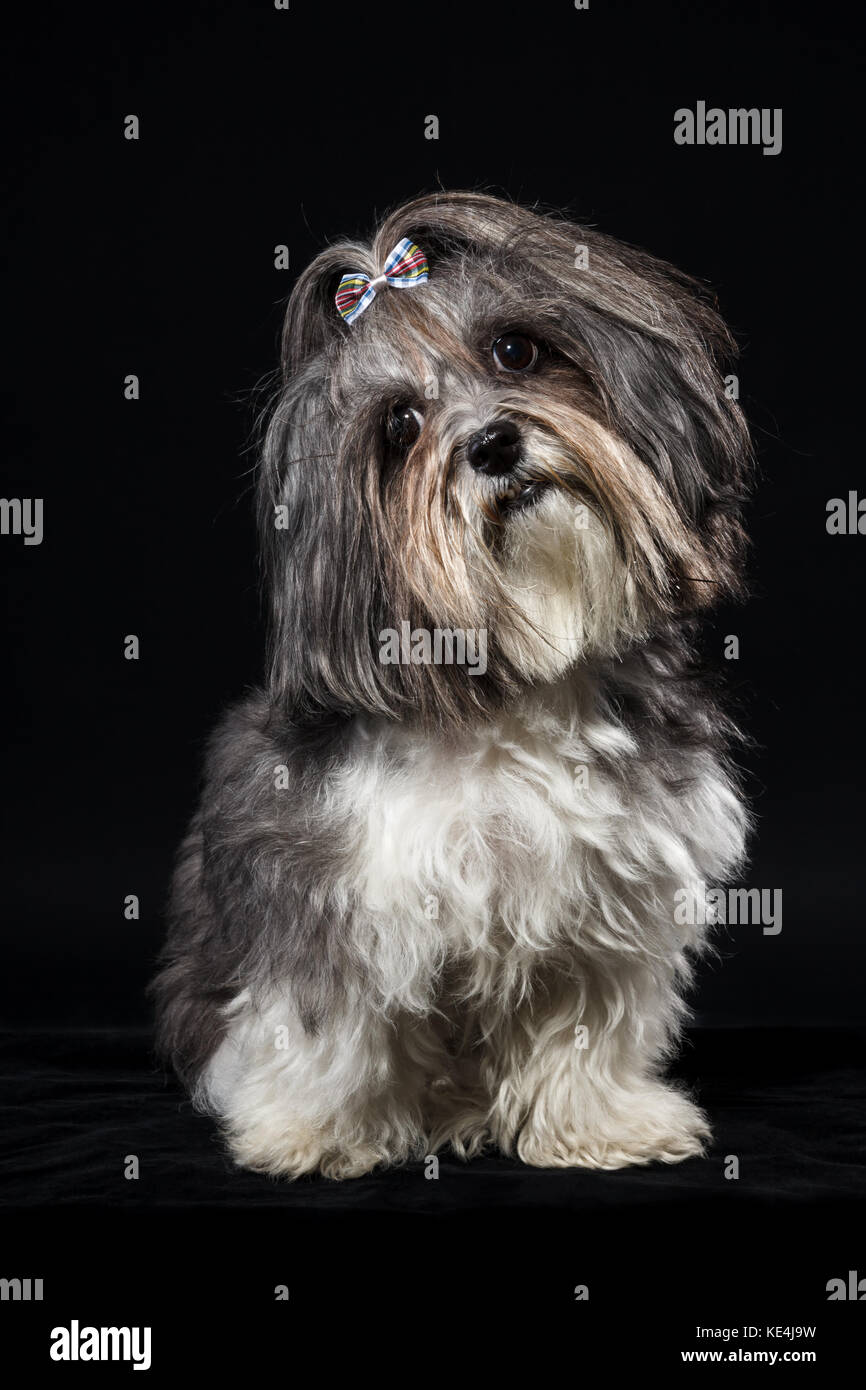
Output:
[
  {"xmin": 259, "ymin": 348, "xmax": 399, "ymax": 725},
  {"xmin": 279, "ymin": 241, "xmax": 373, "ymax": 378}
]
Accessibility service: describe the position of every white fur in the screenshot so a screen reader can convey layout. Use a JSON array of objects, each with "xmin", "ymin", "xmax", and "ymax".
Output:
[{"xmin": 203, "ymin": 658, "xmax": 747, "ymax": 1178}]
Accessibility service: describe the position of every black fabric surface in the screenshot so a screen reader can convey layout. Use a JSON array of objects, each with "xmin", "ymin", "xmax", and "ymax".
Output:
[
  {"xmin": 3, "ymin": 1026, "xmax": 864, "ymax": 1211},
  {"xmin": 3, "ymin": 1025, "xmax": 864, "ymax": 1366}
]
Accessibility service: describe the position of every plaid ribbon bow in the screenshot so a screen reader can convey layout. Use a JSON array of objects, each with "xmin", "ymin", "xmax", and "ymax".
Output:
[{"xmin": 335, "ymin": 238, "xmax": 429, "ymax": 325}]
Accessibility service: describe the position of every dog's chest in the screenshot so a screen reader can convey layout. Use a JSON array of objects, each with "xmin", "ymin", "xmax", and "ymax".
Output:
[{"xmin": 333, "ymin": 698, "xmax": 671, "ymax": 953}]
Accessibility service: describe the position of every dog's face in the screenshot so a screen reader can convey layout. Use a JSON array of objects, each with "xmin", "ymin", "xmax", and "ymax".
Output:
[{"xmin": 260, "ymin": 193, "xmax": 751, "ymax": 728}]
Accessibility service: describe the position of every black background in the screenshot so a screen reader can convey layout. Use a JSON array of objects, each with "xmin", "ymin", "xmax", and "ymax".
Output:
[{"xmin": 2, "ymin": 0, "xmax": 864, "ymax": 1366}]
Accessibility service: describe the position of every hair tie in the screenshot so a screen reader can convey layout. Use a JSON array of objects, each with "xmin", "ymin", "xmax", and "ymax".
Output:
[{"xmin": 335, "ymin": 238, "xmax": 429, "ymax": 325}]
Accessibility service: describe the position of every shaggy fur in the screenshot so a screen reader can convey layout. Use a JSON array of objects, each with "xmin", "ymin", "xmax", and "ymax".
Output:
[{"xmin": 152, "ymin": 191, "xmax": 752, "ymax": 1177}]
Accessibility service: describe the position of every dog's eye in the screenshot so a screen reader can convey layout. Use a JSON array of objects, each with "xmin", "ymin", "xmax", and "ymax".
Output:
[
  {"xmin": 387, "ymin": 405, "xmax": 424, "ymax": 450},
  {"xmin": 492, "ymin": 333, "xmax": 538, "ymax": 373}
]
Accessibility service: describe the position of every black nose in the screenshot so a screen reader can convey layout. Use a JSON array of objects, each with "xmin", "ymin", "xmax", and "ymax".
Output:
[{"xmin": 466, "ymin": 420, "xmax": 520, "ymax": 476}]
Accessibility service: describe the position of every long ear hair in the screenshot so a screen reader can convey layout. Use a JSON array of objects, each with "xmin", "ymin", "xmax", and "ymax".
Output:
[
  {"xmin": 257, "ymin": 359, "xmax": 384, "ymax": 728},
  {"xmin": 261, "ymin": 235, "xmax": 518, "ymax": 731},
  {"xmin": 278, "ymin": 242, "xmax": 366, "ymax": 377},
  {"xmin": 259, "ymin": 229, "xmax": 382, "ymax": 726}
]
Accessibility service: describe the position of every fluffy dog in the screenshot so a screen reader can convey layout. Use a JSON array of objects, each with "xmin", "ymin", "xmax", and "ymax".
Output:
[{"xmin": 152, "ymin": 191, "xmax": 752, "ymax": 1177}]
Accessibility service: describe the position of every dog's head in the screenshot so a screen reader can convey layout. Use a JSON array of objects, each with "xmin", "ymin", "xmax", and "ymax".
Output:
[{"xmin": 260, "ymin": 191, "xmax": 751, "ymax": 729}]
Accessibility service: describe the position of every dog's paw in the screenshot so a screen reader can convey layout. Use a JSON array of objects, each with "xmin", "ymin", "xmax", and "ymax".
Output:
[
  {"xmin": 225, "ymin": 1118, "xmax": 413, "ymax": 1180},
  {"xmin": 225, "ymin": 1119, "xmax": 331, "ymax": 1179},
  {"xmin": 516, "ymin": 1084, "xmax": 710, "ymax": 1170}
]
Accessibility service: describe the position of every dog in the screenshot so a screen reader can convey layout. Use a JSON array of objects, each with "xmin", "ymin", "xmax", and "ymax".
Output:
[{"xmin": 152, "ymin": 191, "xmax": 752, "ymax": 1178}]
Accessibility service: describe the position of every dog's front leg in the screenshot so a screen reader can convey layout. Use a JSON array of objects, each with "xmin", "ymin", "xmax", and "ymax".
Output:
[
  {"xmin": 204, "ymin": 986, "xmax": 432, "ymax": 1180},
  {"xmin": 485, "ymin": 965, "xmax": 710, "ymax": 1170}
]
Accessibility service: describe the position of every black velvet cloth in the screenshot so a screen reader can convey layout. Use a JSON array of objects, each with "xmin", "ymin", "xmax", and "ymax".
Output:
[
  {"xmin": 2, "ymin": 1026, "xmax": 864, "ymax": 1211},
  {"xmin": 2, "ymin": 1027, "xmax": 864, "ymax": 1361}
]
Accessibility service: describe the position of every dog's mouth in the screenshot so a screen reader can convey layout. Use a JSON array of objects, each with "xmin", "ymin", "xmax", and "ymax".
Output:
[{"xmin": 495, "ymin": 478, "xmax": 549, "ymax": 516}]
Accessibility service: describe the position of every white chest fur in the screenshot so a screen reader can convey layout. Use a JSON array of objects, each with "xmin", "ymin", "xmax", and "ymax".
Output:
[{"xmin": 321, "ymin": 679, "xmax": 747, "ymax": 1012}]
